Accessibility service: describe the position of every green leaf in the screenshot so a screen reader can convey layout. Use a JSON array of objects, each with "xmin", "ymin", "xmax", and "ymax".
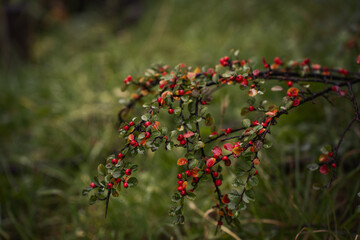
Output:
[
  {"xmin": 127, "ymin": 177, "xmax": 138, "ymax": 187},
  {"xmin": 173, "ymin": 214, "xmax": 185, "ymax": 225},
  {"xmin": 170, "ymin": 130, "xmax": 178, "ymax": 139},
  {"xmin": 130, "ymin": 165, "xmax": 139, "ymax": 172},
  {"xmin": 228, "ymin": 190, "xmax": 240, "ymax": 201},
  {"xmin": 138, "ymin": 133, "xmax": 145, "ymax": 140},
  {"xmin": 167, "ymin": 142, "xmax": 174, "ymax": 150},
  {"xmin": 186, "ymin": 191, "xmax": 196, "ymax": 200},
  {"xmin": 212, "ymin": 73, "xmax": 219, "ymax": 83},
  {"xmin": 307, "ymin": 163, "xmax": 319, "ymax": 171},
  {"xmin": 89, "ymin": 195, "xmax": 97, "ymax": 205},
  {"xmin": 194, "ymin": 141, "xmax": 205, "ymax": 150},
  {"xmin": 174, "ymin": 107, "xmax": 182, "ymax": 115},
  {"xmin": 112, "ymin": 169, "xmax": 122, "ymax": 178},
  {"xmin": 171, "ymin": 193, "xmax": 181, "ymax": 202},
  {"xmin": 249, "ymin": 176, "xmax": 259, "ymax": 187},
  {"xmin": 188, "ymin": 159, "xmax": 199, "ymax": 169},
  {"xmin": 242, "ymin": 119, "xmax": 251, "ymax": 128},
  {"xmin": 82, "ymin": 187, "xmax": 93, "ymax": 196},
  {"xmin": 238, "ymin": 201, "xmax": 247, "ymax": 210},
  {"xmin": 152, "ymin": 131, "xmax": 161, "ymax": 138},
  {"xmin": 97, "ymin": 164, "xmax": 107, "ymax": 176},
  {"xmin": 320, "ymin": 145, "xmax": 332, "ymax": 154},
  {"xmin": 228, "ymin": 201, "xmax": 236, "ymax": 210}
]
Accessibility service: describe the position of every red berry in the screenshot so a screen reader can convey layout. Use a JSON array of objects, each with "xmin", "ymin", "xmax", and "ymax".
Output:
[
  {"xmin": 224, "ymin": 56, "xmax": 229, "ymax": 61},
  {"xmin": 130, "ymin": 140, "xmax": 137, "ymax": 146},
  {"xmin": 236, "ymin": 75, "xmax": 243, "ymax": 82},
  {"xmin": 205, "ymin": 168, "xmax": 211, "ymax": 174},
  {"xmin": 125, "ymin": 169, "xmax": 131, "ymax": 176},
  {"xmin": 320, "ymin": 165, "xmax": 330, "ymax": 175},
  {"xmin": 118, "ymin": 153, "xmax": 124, "ymax": 159},
  {"xmin": 177, "ymin": 135, "xmax": 184, "ymax": 141},
  {"xmin": 212, "ymin": 171, "xmax": 218, "ymax": 178},
  {"xmin": 144, "ymin": 121, "xmax": 151, "ymax": 127},
  {"xmin": 224, "ymin": 159, "xmax": 231, "ymax": 166},
  {"xmin": 254, "ymin": 170, "xmax": 258, "ymax": 175},
  {"xmin": 144, "ymin": 132, "xmax": 151, "ymax": 139},
  {"xmin": 90, "ymin": 182, "xmax": 96, "ymax": 188},
  {"xmin": 218, "ymin": 221, "xmax": 223, "ymax": 226},
  {"xmin": 177, "ymin": 173, "xmax": 183, "ymax": 179},
  {"xmin": 111, "ymin": 158, "xmax": 118, "ymax": 165},
  {"xmin": 250, "ymin": 84, "xmax": 255, "ymax": 88},
  {"xmin": 261, "ymin": 122, "xmax": 267, "ymax": 127},
  {"xmin": 252, "ymin": 120, "xmax": 259, "ymax": 126},
  {"xmin": 157, "ymin": 97, "xmax": 163, "ymax": 104},
  {"xmin": 123, "ymin": 182, "xmax": 128, "ymax": 188},
  {"xmin": 287, "ymin": 92, "xmax": 293, "ymax": 97},
  {"xmin": 185, "ymin": 170, "xmax": 191, "ymax": 177},
  {"xmin": 249, "ymin": 106, "xmax": 255, "ymax": 111},
  {"xmin": 222, "ymin": 156, "xmax": 228, "ymax": 161},
  {"xmin": 225, "ymin": 128, "xmax": 231, "ymax": 134},
  {"xmin": 116, "ymin": 178, "xmax": 121, "ymax": 183},
  {"xmin": 303, "ymin": 58, "xmax": 310, "ymax": 64},
  {"xmin": 180, "ymin": 190, "xmax": 186, "ymax": 196},
  {"xmin": 332, "ymin": 86, "xmax": 339, "ymax": 92},
  {"xmin": 168, "ymin": 108, "xmax": 174, "ymax": 114},
  {"xmin": 124, "ymin": 125, "xmax": 129, "ymax": 131},
  {"xmin": 178, "ymin": 180, "xmax": 183, "ymax": 185},
  {"xmin": 331, "ymin": 163, "xmax": 337, "ymax": 168},
  {"xmin": 328, "ymin": 152, "xmax": 333, "ymax": 157},
  {"xmin": 192, "ymin": 177, "xmax": 199, "ymax": 183},
  {"xmin": 215, "ymin": 179, "xmax": 222, "ymax": 186},
  {"xmin": 201, "ymin": 101, "xmax": 207, "ymax": 105},
  {"xmin": 129, "ymin": 121, "xmax": 135, "ymax": 126},
  {"xmin": 177, "ymin": 186, "xmax": 183, "ymax": 191},
  {"xmin": 292, "ymin": 99, "xmax": 300, "ymax": 107},
  {"xmin": 287, "ymin": 81, "xmax": 293, "ymax": 87},
  {"xmin": 180, "ymin": 139, "xmax": 186, "ymax": 145},
  {"xmin": 274, "ymin": 57, "xmax": 282, "ymax": 65},
  {"xmin": 107, "ymin": 183, "xmax": 113, "ymax": 189},
  {"xmin": 179, "ymin": 89, "xmax": 185, "ymax": 96}
]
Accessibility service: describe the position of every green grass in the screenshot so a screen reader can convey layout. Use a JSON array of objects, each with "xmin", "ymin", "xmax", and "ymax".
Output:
[{"xmin": 1, "ymin": 0, "xmax": 360, "ymax": 239}]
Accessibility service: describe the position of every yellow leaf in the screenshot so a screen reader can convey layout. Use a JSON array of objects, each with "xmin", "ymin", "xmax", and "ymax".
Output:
[
  {"xmin": 194, "ymin": 67, "xmax": 201, "ymax": 74},
  {"xmin": 233, "ymin": 146, "xmax": 244, "ymax": 155}
]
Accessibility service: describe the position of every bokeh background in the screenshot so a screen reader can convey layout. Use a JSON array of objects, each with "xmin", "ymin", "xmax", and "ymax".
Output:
[{"xmin": 1, "ymin": 0, "xmax": 360, "ymax": 239}]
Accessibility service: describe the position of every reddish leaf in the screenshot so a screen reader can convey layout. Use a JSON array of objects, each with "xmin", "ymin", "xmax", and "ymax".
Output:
[
  {"xmin": 209, "ymin": 131, "xmax": 218, "ymax": 138},
  {"xmin": 206, "ymin": 158, "xmax": 216, "ymax": 168},
  {"xmin": 222, "ymin": 194, "xmax": 230, "ymax": 203},
  {"xmin": 184, "ymin": 131, "xmax": 195, "ymax": 138},
  {"xmin": 223, "ymin": 143, "xmax": 234, "ymax": 151},
  {"xmin": 265, "ymin": 109, "xmax": 277, "ymax": 116},
  {"xmin": 177, "ymin": 158, "xmax": 188, "ymax": 166},
  {"xmin": 211, "ymin": 146, "xmax": 223, "ymax": 157},
  {"xmin": 128, "ymin": 134, "xmax": 134, "ymax": 141}
]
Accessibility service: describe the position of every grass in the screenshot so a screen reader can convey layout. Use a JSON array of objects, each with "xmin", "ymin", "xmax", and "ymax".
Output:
[{"xmin": 1, "ymin": 0, "xmax": 360, "ymax": 239}]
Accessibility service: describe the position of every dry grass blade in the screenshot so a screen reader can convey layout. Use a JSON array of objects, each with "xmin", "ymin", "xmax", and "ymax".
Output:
[
  {"xmin": 295, "ymin": 227, "xmax": 340, "ymax": 240},
  {"xmin": 188, "ymin": 201, "xmax": 242, "ymax": 240}
]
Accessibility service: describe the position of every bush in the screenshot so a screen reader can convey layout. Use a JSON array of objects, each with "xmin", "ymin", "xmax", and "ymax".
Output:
[{"xmin": 84, "ymin": 51, "xmax": 360, "ymax": 238}]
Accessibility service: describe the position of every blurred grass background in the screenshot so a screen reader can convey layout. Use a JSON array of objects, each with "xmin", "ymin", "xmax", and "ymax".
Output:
[{"xmin": 1, "ymin": 0, "xmax": 360, "ymax": 239}]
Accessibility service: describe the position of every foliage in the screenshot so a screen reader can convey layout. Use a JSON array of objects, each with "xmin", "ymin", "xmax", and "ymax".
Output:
[{"xmin": 84, "ymin": 51, "xmax": 360, "ymax": 235}]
